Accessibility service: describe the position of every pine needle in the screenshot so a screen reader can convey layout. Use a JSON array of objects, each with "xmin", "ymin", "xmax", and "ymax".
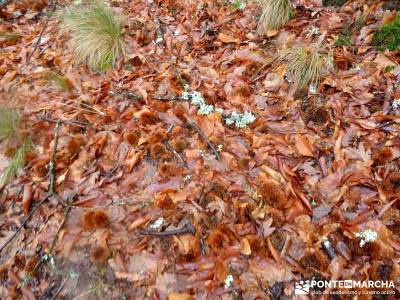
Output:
[
  {"xmin": 257, "ymin": 0, "xmax": 293, "ymax": 35},
  {"xmin": 278, "ymin": 43, "xmax": 333, "ymax": 91},
  {"xmin": 0, "ymin": 138, "xmax": 32, "ymax": 187},
  {"xmin": 0, "ymin": 108, "xmax": 20, "ymax": 140},
  {"xmin": 60, "ymin": 0, "xmax": 125, "ymax": 72}
]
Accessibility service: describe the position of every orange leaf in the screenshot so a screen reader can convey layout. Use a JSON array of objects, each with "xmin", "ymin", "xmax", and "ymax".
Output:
[
  {"xmin": 168, "ymin": 293, "xmax": 193, "ymax": 300},
  {"xmin": 214, "ymin": 259, "xmax": 227, "ymax": 283},
  {"xmin": 22, "ymin": 184, "xmax": 33, "ymax": 216},
  {"xmin": 240, "ymin": 237, "xmax": 252, "ymax": 256},
  {"xmin": 294, "ymin": 134, "xmax": 314, "ymax": 157},
  {"xmin": 217, "ymin": 33, "xmax": 240, "ymax": 44}
]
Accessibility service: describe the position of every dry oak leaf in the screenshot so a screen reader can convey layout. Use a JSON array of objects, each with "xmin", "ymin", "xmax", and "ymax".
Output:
[
  {"xmin": 168, "ymin": 293, "xmax": 193, "ymax": 300},
  {"xmin": 217, "ymin": 32, "xmax": 240, "ymax": 44},
  {"xmin": 240, "ymin": 237, "xmax": 252, "ymax": 256},
  {"xmin": 293, "ymin": 134, "xmax": 314, "ymax": 157}
]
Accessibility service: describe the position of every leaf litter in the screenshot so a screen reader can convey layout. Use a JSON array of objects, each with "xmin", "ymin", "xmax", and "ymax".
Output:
[{"xmin": 0, "ymin": 0, "xmax": 400, "ymax": 299}]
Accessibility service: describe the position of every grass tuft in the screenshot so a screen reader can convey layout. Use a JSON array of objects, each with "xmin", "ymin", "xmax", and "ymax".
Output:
[
  {"xmin": 0, "ymin": 138, "xmax": 32, "ymax": 187},
  {"xmin": 45, "ymin": 71, "xmax": 73, "ymax": 92},
  {"xmin": 334, "ymin": 34, "xmax": 352, "ymax": 47},
  {"xmin": 0, "ymin": 108, "xmax": 20, "ymax": 140},
  {"xmin": 278, "ymin": 43, "xmax": 333, "ymax": 91},
  {"xmin": 334, "ymin": 27, "xmax": 352, "ymax": 47},
  {"xmin": 0, "ymin": 31, "xmax": 22, "ymax": 43},
  {"xmin": 60, "ymin": 0, "xmax": 125, "ymax": 72},
  {"xmin": 257, "ymin": 0, "xmax": 293, "ymax": 35},
  {"xmin": 372, "ymin": 14, "xmax": 400, "ymax": 51}
]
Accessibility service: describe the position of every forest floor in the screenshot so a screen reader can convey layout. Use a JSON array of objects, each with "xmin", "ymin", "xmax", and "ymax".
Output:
[{"xmin": 1, "ymin": 0, "xmax": 400, "ymax": 299}]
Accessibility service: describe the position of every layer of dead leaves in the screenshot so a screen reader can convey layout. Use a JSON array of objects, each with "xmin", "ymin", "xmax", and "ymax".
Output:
[{"xmin": 1, "ymin": 0, "xmax": 400, "ymax": 299}]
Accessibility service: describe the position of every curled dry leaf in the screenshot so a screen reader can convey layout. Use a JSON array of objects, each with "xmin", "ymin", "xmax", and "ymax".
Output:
[{"xmin": 22, "ymin": 184, "xmax": 33, "ymax": 215}]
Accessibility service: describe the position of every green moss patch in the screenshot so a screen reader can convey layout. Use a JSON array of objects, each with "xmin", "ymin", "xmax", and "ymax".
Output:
[{"xmin": 372, "ymin": 14, "xmax": 400, "ymax": 51}]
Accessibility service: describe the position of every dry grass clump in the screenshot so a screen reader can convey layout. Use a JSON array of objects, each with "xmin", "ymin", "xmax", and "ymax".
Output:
[
  {"xmin": 0, "ymin": 138, "xmax": 32, "ymax": 188},
  {"xmin": 45, "ymin": 71, "xmax": 73, "ymax": 92},
  {"xmin": 0, "ymin": 31, "xmax": 22, "ymax": 45},
  {"xmin": 60, "ymin": 0, "xmax": 125, "ymax": 72},
  {"xmin": 0, "ymin": 108, "xmax": 33, "ymax": 188},
  {"xmin": 257, "ymin": 0, "xmax": 293, "ymax": 35},
  {"xmin": 278, "ymin": 43, "xmax": 333, "ymax": 91},
  {"xmin": 0, "ymin": 108, "xmax": 20, "ymax": 140}
]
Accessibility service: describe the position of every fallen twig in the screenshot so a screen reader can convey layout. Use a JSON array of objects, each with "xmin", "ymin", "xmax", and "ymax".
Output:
[
  {"xmin": 163, "ymin": 139, "xmax": 188, "ymax": 168},
  {"xmin": 21, "ymin": 178, "xmax": 72, "ymax": 286},
  {"xmin": 186, "ymin": 121, "xmax": 221, "ymax": 160},
  {"xmin": 114, "ymin": 90, "xmax": 143, "ymax": 101},
  {"xmin": 50, "ymin": 276, "xmax": 67, "ymax": 300},
  {"xmin": 138, "ymin": 222, "xmax": 196, "ymax": 237},
  {"xmin": 154, "ymin": 16, "xmax": 164, "ymax": 46},
  {"xmin": 0, "ymin": 194, "xmax": 51, "ymax": 253},
  {"xmin": 26, "ymin": 0, "xmax": 58, "ymax": 65},
  {"xmin": 153, "ymin": 94, "xmax": 184, "ymax": 101},
  {"xmin": 0, "ymin": 121, "xmax": 61, "ymax": 254},
  {"xmin": 48, "ymin": 206, "xmax": 71, "ymax": 256},
  {"xmin": 49, "ymin": 121, "xmax": 61, "ymax": 195},
  {"xmin": 38, "ymin": 115, "xmax": 91, "ymax": 128}
]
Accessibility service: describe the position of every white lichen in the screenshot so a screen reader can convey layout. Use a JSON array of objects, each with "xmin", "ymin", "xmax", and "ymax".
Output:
[
  {"xmin": 225, "ymin": 111, "xmax": 256, "ymax": 128},
  {"xmin": 355, "ymin": 229, "xmax": 378, "ymax": 247},
  {"xmin": 224, "ymin": 274, "xmax": 234, "ymax": 288},
  {"xmin": 149, "ymin": 217, "xmax": 164, "ymax": 230},
  {"xmin": 180, "ymin": 89, "xmax": 256, "ymax": 127},
  {"xmin": 307, "ymin": 25, "xmax": 320, "ymax": 38},
  {"xmin": 183, "ymin": 174, "xmax": 192, "ymax": 184},
  {"xmin": 197, "ymin": 149, "xmax": 207, "ymax": 157},
  {"xmin": 308, "ymin": 83, "xmax": 318, "ymax": 94},
  {"xmin": 392, "ymin": 99, "xmax": 400, "ymax": 109},
  {"xmin": 215, "ymin": 107, "xmax": 224, "ymax": 114},
  {"xmin": 198, "ymin": 104, "xmax": 215, "ymax": 115},
  {"xmin": 190, "ymin": 91, "xmax": 205, "ymax": 106}
]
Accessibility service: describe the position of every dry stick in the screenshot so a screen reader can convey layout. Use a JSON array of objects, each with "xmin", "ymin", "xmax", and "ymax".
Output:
[
  {"xmin": 138, "ymin": 222, "xmax": 196, "ymax": 237},
  {"xmin": 22, "ymin": 123, "xmax": 72, "ymax": 286},
  {"xmin": 21, "ymin": 205, "xmax": 70, "ymax": 286},
  {"xmin": 186, "ymin": 121, "xmax": 221, "ymax": 160},
  {"xmin": 49, "ymin": 121, "xmax": 61, "ymax": 195},
  {"xmin": 163, "ymin": 139, "xmax": 188, "ymax": 168},
  {"xmin": 114, "ymin": 90, "xmax": 143, "ymax": 101},
  {"xmin": 26, "ymin": 0, "xmax": 58, "ymax": 66},
  {"xmin": 48, "ymin": 206, "xmax": 71, "ymax": 256},
  {"xmin": 154, "ymin": 16, "xmax": 164, "ymax": 46},
  {"xmin": 163, "ymin": 124, "xmax": 189, "ymax": 167},
  {"xmin": 50, "ymin": 277, "xmax": 68, "ymax": 300},
  {"xmin": 58, "ymin": 102, "xmax": 105, "ymax": 116},
  {"xmin": 0, "ymin": 121, "xmax": 61, "ymax": 254},
  {"xmin": 0, "ymin": 194, "xmax": 51, "ymax": 253},
  {"xmin": 38, "ymin": 115, "xmax": 91, "ymax": 128},
  {"xmin": 153, "ymin": 94, "xmax": 184, "ymax": 101}
]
